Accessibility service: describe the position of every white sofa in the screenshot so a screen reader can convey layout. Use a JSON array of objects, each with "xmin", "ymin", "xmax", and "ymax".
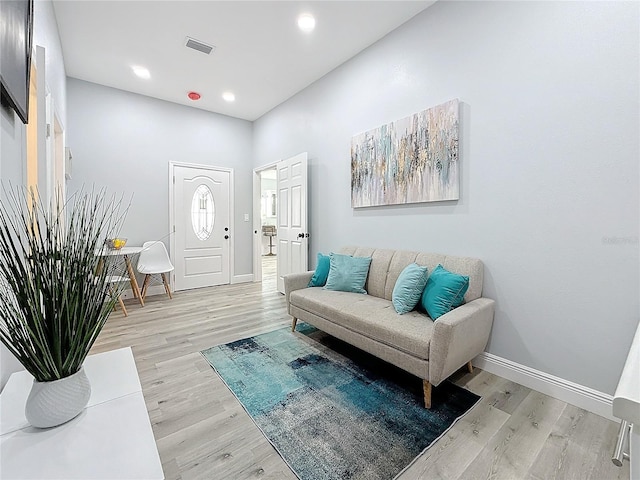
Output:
[{"xmin": 284, "ymin": 246, "xmax": 495, "ymax": 408}]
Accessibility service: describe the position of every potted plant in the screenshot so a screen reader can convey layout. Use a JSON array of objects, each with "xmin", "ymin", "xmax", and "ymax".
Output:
[{"xmin": 0, "ymin": 187, "xmax": 129, "ymax": 428}]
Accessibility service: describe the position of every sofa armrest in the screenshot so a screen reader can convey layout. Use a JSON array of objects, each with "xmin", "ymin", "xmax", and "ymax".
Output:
[
  {"xmin": 283, "ymin": 271, "xmax": 314, "ymax": 315},
  {"xmin": 428, "ymin": 297, "xmax": 495, "ymax": 386}
]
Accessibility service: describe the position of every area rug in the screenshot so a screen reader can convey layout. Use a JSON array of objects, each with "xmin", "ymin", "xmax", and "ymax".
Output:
[{"xmin": 201, "ymin": 323, "xmax": 479, "ymax": 480}]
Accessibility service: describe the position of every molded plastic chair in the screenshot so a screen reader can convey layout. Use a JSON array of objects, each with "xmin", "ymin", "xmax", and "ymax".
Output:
[
  {"xmin": 105, "ymin": 275, "xmax": 129, "ymax": 316},
  {"xmin": 137, "ymin": 241, "xmax": 175, "ymax": 299}
]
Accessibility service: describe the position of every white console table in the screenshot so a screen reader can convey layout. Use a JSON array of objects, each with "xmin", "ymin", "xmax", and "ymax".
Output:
[{"xmin": 0, "ymin": 348, "xmax": 164, "ymax": 479}]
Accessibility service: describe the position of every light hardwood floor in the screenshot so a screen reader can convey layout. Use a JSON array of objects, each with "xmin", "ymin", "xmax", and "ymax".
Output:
[{"xmin": 92, "ymin": 257, "xmax": 628, "ymax": 480}]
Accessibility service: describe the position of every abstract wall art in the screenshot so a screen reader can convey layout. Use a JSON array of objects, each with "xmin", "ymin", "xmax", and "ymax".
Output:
[{"xmin": 351, "ymin": 98, "xmax": 459, "ymax": 207}]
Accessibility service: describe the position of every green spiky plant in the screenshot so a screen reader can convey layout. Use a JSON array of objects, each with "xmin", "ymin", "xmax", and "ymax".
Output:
[{"xmin": 0, "ymin": 187, "xmax": 129, "ymax": 382}]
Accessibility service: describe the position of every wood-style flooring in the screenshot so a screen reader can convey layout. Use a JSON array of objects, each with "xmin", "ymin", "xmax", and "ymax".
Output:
[{"xmin": 91, "ymin": 256, "xmax": 628, "ymax": 480}]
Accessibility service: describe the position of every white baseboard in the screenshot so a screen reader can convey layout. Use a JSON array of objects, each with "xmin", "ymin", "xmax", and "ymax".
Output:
[
  {"xmin": 232, "ymin": 274, "xmax": 254, "ymax": 284},
  {"xmin": 473, "ymin": 352, "xmax": 615, "ymax": 421},
  {"xmin": 121, "ymin": 275, "xmax": 253, "ymax": 298}
]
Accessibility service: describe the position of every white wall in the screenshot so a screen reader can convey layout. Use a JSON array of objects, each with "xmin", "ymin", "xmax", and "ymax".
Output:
[
  {"xmin": 66, "ymin": 79, "xmax": 255, "ymax": 276},
  {"xmin": 0, "ymin": 100, "xmax": 25, "ymax": 388},
  {"xmin": 253, "ymin": 1, "xmax": 640, "ymax": 395},
  {"xmin": 0, "ymin": 0, "xmax": 67, "ymax": 192},
  {"xmin": 1, "ymin": 0, "xmax": 67, "ymax": 389},
  {"xmin": 33, "ymin": 0, "xmax": 67, "ymax": 126}
]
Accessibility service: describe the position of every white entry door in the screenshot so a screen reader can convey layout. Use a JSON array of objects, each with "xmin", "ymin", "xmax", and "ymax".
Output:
[
  {"xmin": 277, "ymin": 153, "xmax": 308, "ymax": 293},
  {"xmin": 172, "ymin": 164, "xmax": 232, "ymax": 291}
]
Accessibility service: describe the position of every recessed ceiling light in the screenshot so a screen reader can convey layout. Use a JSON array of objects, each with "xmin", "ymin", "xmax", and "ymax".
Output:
[
  {"xmin": 131, "ymin": 65, "xmax": 150, "ymax": 79},
  {"xmin": 297, "ymin": 13, "xmax": 316, "ymax": 33},
  {"xmin": 222, "ymin": 92, "xmax": 235, "ymax": 102}
]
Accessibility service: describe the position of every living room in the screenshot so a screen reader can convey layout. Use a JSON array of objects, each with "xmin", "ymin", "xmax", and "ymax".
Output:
[{"xmin": 1, "ymin": 1, "xmax": 638, "ymax": 479}]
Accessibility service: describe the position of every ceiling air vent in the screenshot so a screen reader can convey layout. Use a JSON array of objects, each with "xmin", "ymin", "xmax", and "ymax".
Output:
[{"xmin": 185, "ymin": 37, "xmax": 215, "ymax": 55}]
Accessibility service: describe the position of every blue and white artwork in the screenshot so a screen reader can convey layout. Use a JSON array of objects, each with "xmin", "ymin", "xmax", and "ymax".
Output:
[{"xmin": 351, "ymin": 98, "xmax": 459, "ymax": 207}]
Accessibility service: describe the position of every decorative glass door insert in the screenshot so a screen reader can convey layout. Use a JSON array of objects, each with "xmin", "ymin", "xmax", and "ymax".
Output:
[{"xmin": 191, "ymin": 184, "xmax": 215, "ymax": 240}]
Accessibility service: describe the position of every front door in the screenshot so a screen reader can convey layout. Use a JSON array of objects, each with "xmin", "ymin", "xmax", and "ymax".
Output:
[
  {"xmin": 172, "ymin": 164, "xmax": 232, "ymax": 291},
  {"xmin": 276, "ymin": 152, "xmax": 308, "ymax": 293}
]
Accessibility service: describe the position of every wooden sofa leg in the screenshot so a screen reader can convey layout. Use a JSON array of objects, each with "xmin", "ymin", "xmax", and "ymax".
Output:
[
  {"xmin": 291, "ymin": 317, "xmax": 298, "ymax": 332},
  {"xmin": 467, "ymin": 361, "xmax": 474, "ymax": 374},
  {"xmin": 423, "ymin": 380, "xmax": 432, "ymax": 409}
]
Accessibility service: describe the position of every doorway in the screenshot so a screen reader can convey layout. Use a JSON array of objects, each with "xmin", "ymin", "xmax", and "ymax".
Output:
[
  {"xmin": 253, "ymin": 153, "xmax": 309, "ymax": 292},
  {"xmin": 259, "ymin": 168, "xmax": 277, "ymax": 289}
]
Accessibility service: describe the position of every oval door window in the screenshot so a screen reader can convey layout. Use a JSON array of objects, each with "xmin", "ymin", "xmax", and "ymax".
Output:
[{"xmin": 191, "ymin": 184, "xmax": 215, "ymax": 240}]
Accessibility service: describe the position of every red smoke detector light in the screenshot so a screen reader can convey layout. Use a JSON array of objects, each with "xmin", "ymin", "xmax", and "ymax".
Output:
[{"xmin": 188, "ymin": 91, "xmax": 201, "ymax": 101}]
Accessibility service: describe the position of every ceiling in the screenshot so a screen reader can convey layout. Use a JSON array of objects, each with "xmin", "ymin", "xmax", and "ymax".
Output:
[{"xmin": 52, "ymin": 1, "xmax": 433, "ymax": 121}]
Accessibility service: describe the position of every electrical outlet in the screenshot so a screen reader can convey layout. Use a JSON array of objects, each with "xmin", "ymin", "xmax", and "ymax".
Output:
[{"xmin": 244, "ymin": 213, "xmax": 249, "ymax": 222}]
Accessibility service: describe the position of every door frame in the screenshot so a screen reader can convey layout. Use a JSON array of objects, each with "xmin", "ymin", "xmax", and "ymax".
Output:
[
  {"xmin": 169, "ymin": 161, "xmax": 235, "ymax": 289},
  {"xmin": 252, "ymin": 161, "xmax": 278, "ymax": 282}
]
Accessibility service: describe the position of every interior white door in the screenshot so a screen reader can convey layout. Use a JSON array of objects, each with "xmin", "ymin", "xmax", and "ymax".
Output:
[
  {"xmin": 173, "ymin": 164, "xmax": 231, "ymax": 291},
  {"xmin": 276, "ymin": 152, "xmax": 308, "ymax": 293}
]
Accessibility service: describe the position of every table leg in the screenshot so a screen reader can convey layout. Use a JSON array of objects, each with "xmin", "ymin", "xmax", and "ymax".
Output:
[
  {"xmin": 124, "ymin": 255, "xmax": 144, "ymax": 307},
  {"xmin": 267, "ymin": 234, "xmax": 275, "ymax": 256},
  {"xmin": 96, "ymin": 257, "xmax": 105, "ymax": 275}
]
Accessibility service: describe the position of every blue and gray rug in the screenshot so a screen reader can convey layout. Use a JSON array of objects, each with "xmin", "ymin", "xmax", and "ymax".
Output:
[{"xmin": 201, "ymin": 323, "xmax": 479, "ymax": 480}]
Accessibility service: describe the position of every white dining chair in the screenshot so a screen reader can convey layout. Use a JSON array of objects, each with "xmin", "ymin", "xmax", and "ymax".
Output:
[
  {"xmin": 105, "ymin": 275, "xmax": 130, "ymax": 316},
  {"xmin": 137, "ymin": 241, "xmax": 175, "ymax": 299}
]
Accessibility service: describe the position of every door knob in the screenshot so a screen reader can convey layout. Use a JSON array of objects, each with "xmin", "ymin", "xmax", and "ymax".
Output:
[{"xmin": 297, "ymin": 233, "xmax": 304, "ymax": 238}]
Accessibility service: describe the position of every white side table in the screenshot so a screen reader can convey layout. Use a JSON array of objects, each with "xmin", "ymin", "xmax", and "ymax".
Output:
[{"xmin": 0, "ymin": 348, "xmax": 164, "ymax": 479}]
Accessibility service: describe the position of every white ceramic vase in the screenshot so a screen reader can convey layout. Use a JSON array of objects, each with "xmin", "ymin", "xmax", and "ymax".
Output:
[{"xmin": 25, "ymin": 367, "xmax": 91, "ymax": 428}]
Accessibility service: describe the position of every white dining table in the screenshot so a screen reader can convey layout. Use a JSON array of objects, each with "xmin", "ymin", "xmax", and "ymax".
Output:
[{"xmin": 98, "ymin": 246, "xmax": 145, "ymax": 306}]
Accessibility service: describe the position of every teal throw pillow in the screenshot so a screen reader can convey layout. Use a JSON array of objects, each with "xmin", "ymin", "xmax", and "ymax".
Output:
[
  {"xmin": 308, "ymin": 253, "xmax": 330, "ymax": 287},
  {"xmin": 324, "ymin": 253, "xmax": 372, "ymax": 294},
  {"xmin": 392, "ymin": 263, "xmax": 429, "ymax": 314},
  {"xmin": 421, "ymin": 264, "xmax": 469, "ymax": 320}
]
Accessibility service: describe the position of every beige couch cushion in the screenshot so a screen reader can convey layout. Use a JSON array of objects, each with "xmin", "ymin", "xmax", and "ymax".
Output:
[
  {"xmin": 290, "ymin": 287, "xmax": 433, "ymax": 360},
  {"xmin": 340, "ymin": 246, "xmax": 484, "ymax": 304}
]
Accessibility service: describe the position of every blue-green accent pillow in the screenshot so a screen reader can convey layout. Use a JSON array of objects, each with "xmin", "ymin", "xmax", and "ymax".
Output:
[
  {"xmin": 308, "ymin": 253, "xmax": 330, "ymax": 287},
  {"xmin": 324, "ymin": 253, "xmax": 372, "ymax": 294},
  {"xmin": 392, "ymin": 263, "xmax": 429, "ymax": 314},
  {"xmin": 421, "ymin": 264, "xmax": 469, "ymax": 320}
]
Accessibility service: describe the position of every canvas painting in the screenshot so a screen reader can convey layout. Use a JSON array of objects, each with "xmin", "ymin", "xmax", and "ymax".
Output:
[{"xmin": 351, "ymin": 98, "xmax": 459, "ymax": 207}]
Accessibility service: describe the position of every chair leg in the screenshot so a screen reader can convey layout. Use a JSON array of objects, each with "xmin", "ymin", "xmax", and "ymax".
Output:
[
  {"xmin": 423, "ymin": 380, "xmax": 432, "ymax": 409},
  {"xmin": 467, "ymin": 361, "xmax": 474, "ymax": 374},
  {"xmin": 141, "ymin": 274, "xmax": 151, "ymax": 299},
  {"xmin": 108, "ymin": 285, "xmax": 128, "ymax": 317},
  {"xmin": 161, "ymin": 273, "xmax": 173, "ymax": 299},
  {"xmin": 118, "ymin": 295, "xmax": 128, "ymax": 317},
  {"xmin": 291, "ymin": 317, "xmax": 298, "ymax": 332}
]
